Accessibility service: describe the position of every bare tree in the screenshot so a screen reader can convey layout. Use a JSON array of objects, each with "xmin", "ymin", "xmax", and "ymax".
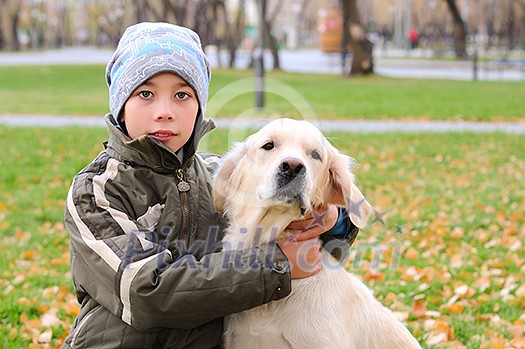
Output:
[
  {"xmin": 0, "ymin": 0, "xmax": 22, "ymax": 50},
  {"xmin": 340, "ymin": 0, "xmax": 374, "ymax": 75},
  {"xmin": 194, "ymin": 1, "xmax": 227, "ymax": 51},
  {"xmin": 295, "ymin": 0, "xmax": 313, "ymax": 48},
  {"xmin": 93, "ymin": 0, "xmax": 127, "ymax": 46},
  {"xmin": 504, "ymin": 0, "xmax": 525, "ymax": 50},
  {"xmin": 244, "ymin": 0, "xmax": 284, "ymax": 70},
  {"xmin": 134, "ymin": 0, "xmax": 162, "ymax": 23},
  {"xmin": 263, "ymin": 0, "xmax": 284, "ymax": 70},
  {"xmin": 161, "ymin": 0, "xmax": 189, "ymax": 26},
  {"xmin": 224, "ymin": 0, "xmax": 246, "ymax": 68},
  {"xmin": 193, "ymin": 0, "xmax": 246, "ymax": 69},
  {"xmin": 444, "ymin": 0, "xmax": 467, "ymax": 58},
  {"xmin": 516, "ymin": 0, "xmax": 525, "ymax": 49}
]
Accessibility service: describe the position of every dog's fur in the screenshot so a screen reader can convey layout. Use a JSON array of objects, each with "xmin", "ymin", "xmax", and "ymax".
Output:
[{"xmin": 214, "ymin": 119, "xmax": 421, "ymax": 349}]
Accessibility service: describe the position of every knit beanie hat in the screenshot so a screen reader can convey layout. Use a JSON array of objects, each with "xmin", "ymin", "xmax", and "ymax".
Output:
[{"xmin": 105, "ymin": 22, "xmax": 211, "ymax": 120}]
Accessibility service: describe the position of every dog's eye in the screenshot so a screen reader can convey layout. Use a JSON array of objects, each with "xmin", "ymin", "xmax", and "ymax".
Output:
[
  {"xmin": 262, "ymin": 141, "xmax": 274, "ymax": 150},
  {"xmin": 311, "ymin": 150, "xmax": 322, "ymax": 161}
]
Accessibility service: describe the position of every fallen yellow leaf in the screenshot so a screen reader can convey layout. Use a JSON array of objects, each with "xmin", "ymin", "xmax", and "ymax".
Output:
[
  {"xmin": 445, "ymin": 303, "xmax": 464, "ymax": 314},
  {"xmin": 405, "ymin": 247, "xmax": 420, "ymax": 260},
  {"xmin": 508, "ymin": 324, "xmax": 524, "ymax": 338},
  {"xmin": 37, "ymin": 328, "xmax": 53, "ymax": 344},
  {"xmin": 20, "ymin": 249, "xmax": 37, "ymax": 260},
  {"xmin": 413, "ymin": 300, "xmax": 427, "ymax": 319}
]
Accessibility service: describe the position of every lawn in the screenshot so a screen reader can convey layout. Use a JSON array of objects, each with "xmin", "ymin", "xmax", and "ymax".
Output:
[
  {"xmin": 0, "ymin": 125, "xmax": 524, "ymax": 348},
  {"xmin": 0, "ymin": 65, "xmax": 524, "ymax": 121}
]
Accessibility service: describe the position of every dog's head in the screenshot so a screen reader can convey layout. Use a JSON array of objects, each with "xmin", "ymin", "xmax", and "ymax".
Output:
[{"xmin": 213, "ymin": 118, "xmax": 372, "ymax": 229}]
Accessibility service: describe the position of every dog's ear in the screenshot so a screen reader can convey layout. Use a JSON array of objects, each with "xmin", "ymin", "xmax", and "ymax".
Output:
[
  {"xmin": 326, "ymin": 148, "xmax": 373, "ymax": 229},
  {"xmin": 213, "ymin": 142, "xmax": 246, "ymax": 212}
]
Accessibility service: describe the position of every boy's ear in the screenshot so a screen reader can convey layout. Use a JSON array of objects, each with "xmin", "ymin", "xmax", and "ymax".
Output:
[
  {"xmin": 212, "ymin": 143, "xmax": 246, "ymax": 213},
  {"xmin": 326, "ymin": 149, "xmax": 372, "ymax": 229}
]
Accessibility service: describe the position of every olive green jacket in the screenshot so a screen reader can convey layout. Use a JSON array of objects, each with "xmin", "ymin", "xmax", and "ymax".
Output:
[{"xmin": 61, "ymin": 115, "xmax": 291, "ymax": 348}]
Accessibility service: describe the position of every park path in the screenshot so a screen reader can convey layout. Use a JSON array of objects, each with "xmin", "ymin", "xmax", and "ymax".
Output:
[{"xmin": 1, "ymin": 114, "xmax": 524, "ymax": 134}]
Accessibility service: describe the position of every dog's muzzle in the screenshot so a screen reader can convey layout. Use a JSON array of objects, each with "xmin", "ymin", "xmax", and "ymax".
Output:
[
  {"xmin": 273, "ymin": 157, "xmax": 307, "ymax": 208},
  {"xmin": 278, "ymin": 158, "xmax": 304, "ymax": 183}
]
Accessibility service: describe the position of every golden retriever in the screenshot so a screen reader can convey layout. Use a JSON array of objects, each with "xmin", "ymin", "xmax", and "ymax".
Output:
[{"xmin": 213, "ymin": 118, "xmax": 421, "ymax": 349}]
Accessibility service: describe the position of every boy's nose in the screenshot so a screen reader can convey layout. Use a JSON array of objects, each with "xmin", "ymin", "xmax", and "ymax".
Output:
[
  {"xmin": 154, "ymin": 101, "xmax": 175, "ymax": 120},
  {"xmin": 155, "ymin": 112, "xmax": 173, "ymax": 121}
]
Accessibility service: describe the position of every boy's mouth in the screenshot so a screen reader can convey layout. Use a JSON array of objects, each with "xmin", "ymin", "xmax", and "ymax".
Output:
[{"xmin": 149, "ymin": 131, "xmax": 176, "ymax": 141}]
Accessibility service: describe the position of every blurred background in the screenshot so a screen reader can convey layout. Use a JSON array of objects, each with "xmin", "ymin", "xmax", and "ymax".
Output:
[{"xmin": 1, "ymin": 0, "xmax": 524, "ymax": 79}]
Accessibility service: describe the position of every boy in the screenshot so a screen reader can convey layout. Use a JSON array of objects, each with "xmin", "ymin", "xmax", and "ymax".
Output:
[{"xmin": 62, "ymin": 22, "xmax": 358, "ymax": 348}]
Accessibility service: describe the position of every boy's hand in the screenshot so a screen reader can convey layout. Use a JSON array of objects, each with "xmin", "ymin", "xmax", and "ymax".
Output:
[
  {"xmin": 287, "ymin": 205, "xmax": 338, "ymax": 241},
  {"xmin": 277, "ymin": 236, "xmax": 322, "ymax": 279},
  {"xmin": 277, "ymin": 205, "xmax": 338, "ymax": 279}
]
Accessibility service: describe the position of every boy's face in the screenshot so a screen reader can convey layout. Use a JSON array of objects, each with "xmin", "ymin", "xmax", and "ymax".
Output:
[{"xmin": 121, "ymin": 72, "xmax": 199, "ymax": 153}]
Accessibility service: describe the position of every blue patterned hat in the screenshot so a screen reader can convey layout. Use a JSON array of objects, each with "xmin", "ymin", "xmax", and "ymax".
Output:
[{"xmin": 106, "ymin": 22, "xmax": 211, "ymax": 119}]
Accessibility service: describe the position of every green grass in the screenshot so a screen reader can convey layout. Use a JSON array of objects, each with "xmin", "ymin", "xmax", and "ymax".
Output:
[
  {"xmin": 0, "ymin": 65, "xmax": 524, "ymax": 121},
  {"xmin": 0, "ymin": 126, "xmax": 108, "ymax": 347},
  {"xmin": 0, "ymin": 65, "xmax": 107, "ymax": 116},
  {"xmin": 1, "ymin": 125, "xmax": 524, "ymax": 348}
]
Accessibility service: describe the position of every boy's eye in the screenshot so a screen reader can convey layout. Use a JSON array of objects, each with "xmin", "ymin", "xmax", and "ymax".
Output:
[
  {"xmin": 138, "ymin": 91, "xmax": 153, "ymax": 99},
  {"xmin": 175, "ymin": 92, "xmax": 189, "ymax": 100}
]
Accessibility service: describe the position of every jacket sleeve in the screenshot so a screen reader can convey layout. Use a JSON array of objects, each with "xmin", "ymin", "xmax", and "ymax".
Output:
[
  {"xmin": 65, "ymin": 164, "xmax": 291, "ymax": 332},
  {"xmin": 321, "ymin": 207, "xmax": 359, "ymax": 262}
]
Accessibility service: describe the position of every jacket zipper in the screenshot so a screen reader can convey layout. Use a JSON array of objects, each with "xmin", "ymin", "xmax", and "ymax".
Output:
[
  {"xmin": 175, "ymin": 120, "xmax": 213, "ymax": 248},
  {"xmin": 177, "ymin": 156, "xmax": 194, "ymax": 248},
  {"xmin": 181, "ymin": 189, "xmax": 190, "ymax": 249}
]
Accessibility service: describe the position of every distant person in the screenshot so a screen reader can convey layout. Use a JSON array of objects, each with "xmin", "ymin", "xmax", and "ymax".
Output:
[
  {"xmin": 409, "ymin": 27, "xmax": 419, "ymax": 49},
  {"xmin": 61, "ymin": 22, "xmax": 358, "ymax": 348}
]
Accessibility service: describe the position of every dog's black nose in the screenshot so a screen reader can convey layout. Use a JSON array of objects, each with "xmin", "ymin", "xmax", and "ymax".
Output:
[
  {"xmin": 275, "ymin": 157, "xmax": 306, "ymax": 206},
  {"xmin": 279, "ymin": 158, "xmax": 305, "ymax": 179}
]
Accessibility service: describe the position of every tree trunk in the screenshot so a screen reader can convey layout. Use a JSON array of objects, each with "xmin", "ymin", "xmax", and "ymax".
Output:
[
  {"xmin": 226, "ymin": 0, "xmax": 245, "ymax": 68},
  {"xmin": 10, "ymin": 9, "xmax": 20, "ymax": 50},
  {"xmin": 506, "ymin": 1, "xmax": 516, "ymax": 50},
  {"xmin": 193, "ymin": 0, "xmax": 210, "ymax": 46},
  {"xmin": 340, "ymin": 0, "xmax": 374, "ymax": 75},
  {"xmin": 212, "ymin": 0, "xmax": 228, "ymax": 68},
  {"xmin": 163, "ymin": 0, "xmax": 188, "ymax": 26},
  {"xmin": 444, "ymin": 0, "xmax": 467, "ymax": 58},
  {"xmin": 263, "ymin": 0, "xmax": 281, "ymax": 70},
  {"xmin": 295, "ymin": 0, "xmax": 312, "ymax": 48},
  {"xmin": 0, "ymin": 0, "xmax": 22, "ymax": 50},
  {"xmin": 264, "ymin": 18, "xmax": 280, "ymax": 70}
]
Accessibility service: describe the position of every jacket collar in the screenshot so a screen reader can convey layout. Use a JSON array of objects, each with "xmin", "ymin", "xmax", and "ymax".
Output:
[{"xmin": 103, "ymin": 114, "xmax": 215, "ymax": 173}]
